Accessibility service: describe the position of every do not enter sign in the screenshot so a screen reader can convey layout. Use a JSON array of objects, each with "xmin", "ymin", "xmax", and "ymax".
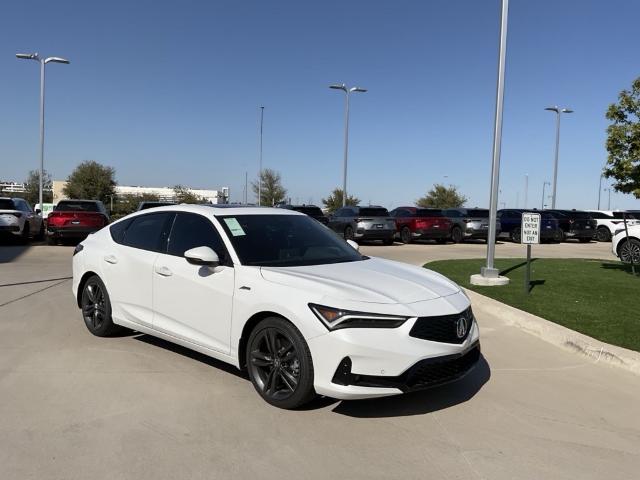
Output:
[{"xmin": 521, "ymin": 212, "xmax": 541, "ymax": 244}]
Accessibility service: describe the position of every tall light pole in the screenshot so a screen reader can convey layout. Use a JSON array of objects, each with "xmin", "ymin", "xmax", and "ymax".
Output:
[
  {"xmin": 545, "ymin": 106, "xmax": 573, "ymax": 209},
  {"xmin": 541, "ymin": 181, "xmax": 550, "ymax": 209},
  {"xmin": 605, "ymin": 187, "xmax": 612, "ymax": 210},
  {"xmin": 524, "ymin": 173, "xmax": 528, "ymax": 209},
  {"xmin": 257, "ymin": 106, "xmax": 264, "ymax": 206},
  {"xmin": 471, "ymin": 0, "xmax": 509, "ymax": 286},
  {"xmin": 16, "ymin": 52, "xmax": 70, "ymax": 211},
  {"xmin": 329, "ymin": 83, "xmax": 367, "ymax": 207}
]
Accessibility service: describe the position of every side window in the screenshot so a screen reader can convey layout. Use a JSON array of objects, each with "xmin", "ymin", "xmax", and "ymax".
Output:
[
  {"xmin": 334, "ymin": 209, "xmax": 344, "ymax": 217},
  {"xmin": 110, "ymin": 218, "xmax": 133, "ymax": 244},
  {"xmin": 122, "ymin": 213, "xmax": 172, "ymax": 252},
  {"xmin": 167, "ymin": 213, "xmax": 228, "ymax": 262},
  {"xmin": 395, "ymin": 209, "xmax": 410, "ymax": 218}
]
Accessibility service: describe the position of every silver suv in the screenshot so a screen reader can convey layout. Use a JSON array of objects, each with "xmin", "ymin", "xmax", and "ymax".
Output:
[
  {"xmin": 328, "ymin": 206, "xmax": 396, "ymax": 245},
  {"xmin": 443, "ymin": 208, "xmax": 500, "ymax": 243}
]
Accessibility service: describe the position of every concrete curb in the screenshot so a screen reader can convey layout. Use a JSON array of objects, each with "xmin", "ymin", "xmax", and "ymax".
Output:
[{"xmin": 464, "ymin": 287, "xmax": 640, "ymax": 376}]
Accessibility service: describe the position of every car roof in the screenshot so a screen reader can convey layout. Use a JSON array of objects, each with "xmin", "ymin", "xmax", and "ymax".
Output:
[
  {"xmin": 130, "ymin": 204, "xmax": 305, "ymax": 217},
  {"xmin": 58, "ymin": 199, "xmax": 102, "ymax": 203}
]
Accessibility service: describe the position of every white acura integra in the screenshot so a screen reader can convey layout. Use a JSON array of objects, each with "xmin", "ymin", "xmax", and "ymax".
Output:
[{"xmin": 72, "ymin": 205, "xmax": 480, "ymax": 408}]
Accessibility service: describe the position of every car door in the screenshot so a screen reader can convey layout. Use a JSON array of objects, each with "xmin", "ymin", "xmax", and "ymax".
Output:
[
  {"xmin": 152, "ymin": 212, "xmax": 235, "ymax": 354},
  {"xmin": 101, "ymin": 212, "xmax": 174, "ymax": 328}
]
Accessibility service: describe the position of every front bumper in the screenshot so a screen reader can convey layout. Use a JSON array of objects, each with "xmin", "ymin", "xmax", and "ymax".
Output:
[{"xmin": 307, "ymin": 310, "xmax": 481, "ymax": 400}]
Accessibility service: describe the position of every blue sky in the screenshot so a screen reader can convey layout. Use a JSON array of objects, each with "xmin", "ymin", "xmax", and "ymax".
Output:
[{"xmin": 1, "ymin": 0, "xmax": 639, "ymax": 210}]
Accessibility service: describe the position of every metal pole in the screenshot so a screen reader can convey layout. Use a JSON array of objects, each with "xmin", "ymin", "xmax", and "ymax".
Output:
[
  {"xmin": 244, "ymin": 171, "xmax": 248, "ymax": 204},
  {"xmin": 258, "ymin": 106, "xmax": 264, "ymax": 206},
  {"xmin": 607, "ymin": 188, "xmax": 611, "ymax": 210},
  {"xmin": 597, "ymin": 174, "xmax": 603, "ymax": 209},
  {"xmin": 38, "ymin": 59, "xmax": 46, "ymax": 211},
  {"xmin": 342, "ymin": 91, "xmax": 351, "ymax": 207},
  {"xmin": 525, "ymin": 244, "xmax": 531, "ymax": 294},
  {"xmin": 551, "ymin": 111, "xmax": 561, "ymax": 209},
  {"xmin": 524, "ymin": 174, "xmax": 528, "ymax": 209},
  {"xmin": 481, "ymin": 0, "xmax": 509, "ymax": 279}
]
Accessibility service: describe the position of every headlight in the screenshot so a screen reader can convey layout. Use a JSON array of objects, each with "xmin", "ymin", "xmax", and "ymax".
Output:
[{"xmin": 308, "ymin": 303, "xmax": 409, "ymax": 331}]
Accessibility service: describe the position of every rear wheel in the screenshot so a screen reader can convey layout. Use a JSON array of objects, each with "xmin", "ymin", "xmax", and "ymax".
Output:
[
  {"xmin": 80, "ymin": 275, "xmax": 122, "ymax": 337},
  {"xmin": 400, "ymin": 226, "xmax": 412, "ymax": 244},
  {"xmin": 552, "ymin": 229, "xmax": 564, "ymax": 243},
  {"xmin": 510, "ymin": 228, "xmax": 521, "ymax": 243},
  {"xmin": 344, "ymin": 225, "xmax": 354, "ymax": 241},
  {"xmin": 450, "ymin": 226, "xmax": 463, "ymax": 244},
  {"xmin": 619, "ymin": 239, "xmax": 640, "ymax": 264},
  {"xmin": 596, "ymin": 227, "xmax": 611, "ymax": 242},
  {"xmin": 246, "ymin": 317, "xmax": 315, "ymax": 409}
]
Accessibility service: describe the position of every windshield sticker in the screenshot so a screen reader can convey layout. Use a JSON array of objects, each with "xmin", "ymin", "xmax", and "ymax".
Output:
[{"xmin": 224, "ymin": 217, "xmax": 246, "ymax": 236}]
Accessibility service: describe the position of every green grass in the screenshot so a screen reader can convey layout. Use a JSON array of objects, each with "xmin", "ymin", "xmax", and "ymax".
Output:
[{"xmin": 426, "ymin": 258, "xmax": 640, "ymax": 352}]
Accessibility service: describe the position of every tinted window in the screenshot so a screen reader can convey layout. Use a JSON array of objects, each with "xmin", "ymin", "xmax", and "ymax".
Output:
[
  {"xmin": 445, "ymin": 209, "xmax": 461, "ymax": 217},
  {"xmin": 0, "ymin": 199, "xmax": 16, "ymax": 209},
  {"xmin": 109, "ymin": 218, "xmax": 133, "ymax": 244},
  {"xmin": 123, "ymin": 213, "xmax": 172, "ymax": 252},
  {"xmin": 466, "ymin": 209, "xmax": 489, "ymax": 218},
  {"xmin": 55, "ymin": 201, "xmax": 100, "ymax": 212},
  {"xmin": 219, "ymin": 214, "xmax": 363, "ymax": 267},
  {"xmin": 293, "ymin": 206, "xmax": 324, "ymax": 217},
  {"xmin": 334, "ymin": 209, "xmax": 346, "ymax": 217},
  {"xmin": 359, "ymin": 207, "xmax": 389, "ymax": 217},
  {"xmin": 416, "ymin": 209, "xmax": 443, "ymax": 217},
  {"xmin": 589, "ymin": 212, "xmax": 610, "ymax": 219},
  {"xmin": 167, "ymin": 213, "xmax": 228, "ymax": 261},
  {"xmin": 393, "ymin": 209, "xmax": 412, "ymax": 218}
]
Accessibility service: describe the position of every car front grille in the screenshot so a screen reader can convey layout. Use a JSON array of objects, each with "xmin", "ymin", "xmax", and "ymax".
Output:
[
  {"xmin": 409, "ymin": 307, "xmax": 474, "ymax": 344},
  {"xmin": 404, "ymin": 344, "xmax": 481, "ymax": 390}
]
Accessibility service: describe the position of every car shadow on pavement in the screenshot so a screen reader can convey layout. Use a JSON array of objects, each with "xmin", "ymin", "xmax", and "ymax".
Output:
[
  {"xmin": 331, "ymin": 355, "xmax": 490, "ymax": 418},
  {"xmin": 0, "ymin": 243, "xmax": 31, "ymax": 263},
  {"xmin": 600, "ymin": 262, "xmax": 639, "ymax": 277}
]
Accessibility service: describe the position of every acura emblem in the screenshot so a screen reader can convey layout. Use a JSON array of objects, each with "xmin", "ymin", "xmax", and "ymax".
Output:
[{"xmin": 456, "ymin": 317, "xmax": 468, "ymax": 339}]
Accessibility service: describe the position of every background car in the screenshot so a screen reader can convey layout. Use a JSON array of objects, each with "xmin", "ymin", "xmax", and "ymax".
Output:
[
  {"xmin": 612, "ymin": 224, "xmax": 640, "ymax": 264},
  {"xmin": 46, "ymin": 199, "xmax": 109, "ymax": 245},
  {"xmin": 137, "ymin": 201, "xmax": 176, "ymax": 211},
  {"xmin": 497, "ymin": 209, "xmax": 562, "ymax": 243},
  {"xmin": 443, "ymin": 208, "xmax": 499, "ymax": 243},
  {"xmin": 544, "ymin": 210, "xmax": 597, "ymax": 242},
  {"xmin": 389, "ymin": 207, "xmax": 451, "ymax": 243},
  {"xmin": 0, "ymin": 197, "xmax": 44, "ymax": 243},
  {"xmin": 328, "ymin": 206, "xmax": 396, "ymax": 244},
  {"xmin": 277, "ymin": 204, "xmax": 329, "ymax": 225},
  {"xmin": 587, "ymin": 210, "xmax": 639, "ymax": 242}
]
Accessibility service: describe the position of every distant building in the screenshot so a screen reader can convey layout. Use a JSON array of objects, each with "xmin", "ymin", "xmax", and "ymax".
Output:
[
  {"xmin": 52, "ymin": 180, "xmax": 229, "ymax": 204},
  {"xmin": 0, "ymin": 181, "xmax": 26, "ymax": 194}
]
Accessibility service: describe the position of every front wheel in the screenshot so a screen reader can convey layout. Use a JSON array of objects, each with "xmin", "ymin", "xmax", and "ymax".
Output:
[
  {"xmin": 450, "ymin": 226, "xmax": 463, "ymax": 244},
  {"xmin": 510, "ymin": 228, "xmax": 521, "ymax": 243},
  {"xmin": 246, "ymin": 317, "xmax": 315, "ymax": 409},
  {"xmin": 619, "ymin": 239, "xmax": 640, "ymax": 264},
  {"xmin": 344, "ymin": 225, "xmax": 354, "ymax": 241},
  {"xmin": 80, "ymin": 275, "xmax": 121, "ymax": 337},
  {"xmin": 596, "ymin": 227, "xmax": 611, "ymax": 242},
  {"xmin": 400, "ymin": 226, "xmax": 412, "ymax": 244}
]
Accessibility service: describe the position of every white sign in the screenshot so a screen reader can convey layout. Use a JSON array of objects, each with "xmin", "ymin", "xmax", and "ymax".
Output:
[{"xmin": 521, "ymin": 212, "xmax": 541, "ymax": 244}]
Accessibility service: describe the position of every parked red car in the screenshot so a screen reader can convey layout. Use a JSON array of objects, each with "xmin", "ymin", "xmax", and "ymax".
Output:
[
  {"xmin": 46, "ymin": 200, "xmax": 109, "ymax": 245},
  {"xmin": 390, "ymin": 207, "xmax": 452, "ymax": 244}
]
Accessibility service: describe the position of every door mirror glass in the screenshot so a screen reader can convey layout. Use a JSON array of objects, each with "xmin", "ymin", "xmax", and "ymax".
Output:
[
  {"xmin": 184, "ymin": 246, "xmax": 220, "ymax": 267},
  {"xmin": 346, "ymin": 239, "xmax": 360, "ymax": 251}
]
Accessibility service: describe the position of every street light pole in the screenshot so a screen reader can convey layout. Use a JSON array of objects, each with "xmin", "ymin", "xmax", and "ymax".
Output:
[
  {"xmin": 605, "ymin": 187, "xmax": 611, "ymax": 210},
  {"xmin": 545, "ymin": 106, "xmax": 573, "ymax": 209},
  {"xmin": 257, "ymin": 106, "xmax": 264, "ymax": 206},
  {"xmin": 329, "ymin": 84, "xmax": 367, "ymax": 207},
  {"xmin": 524, "ymin": 173, "xmax": 528, "ymax": 209},
  {"xmin": 16, "ymin": 53, "xmax": 69, "ymax": 210},
  {"xmin": 541, "ymin": 181, "xmax": 550, "ymax": 209}
]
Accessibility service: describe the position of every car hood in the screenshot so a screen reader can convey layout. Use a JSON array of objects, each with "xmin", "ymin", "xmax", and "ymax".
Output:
[{"xmin": 260, "ymin": 257, "xmax": 460, "ymax": 304}]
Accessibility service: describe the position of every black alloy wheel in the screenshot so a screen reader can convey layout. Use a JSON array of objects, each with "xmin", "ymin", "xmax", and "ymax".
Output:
[
  {"xmin": 450, "ymin": 226, "xmax": 463, "ymax": 244},
  {"xmin": 400, "ymin": 226, "xmax": 412, "ymax": 244},
  {"xmin": 619, "ymin": 239, "xmax": 640, "ymax": 264},
  {"xmin": 511, "ymin": 228, "xmax": 521, "ymax": 243},
  {"xmin": 344, "ymin": 225, "xmax": 354, "ymax": 241},
  {"xmin": 552, "ymin": 229, "xmax": 564, "ymax": 243},
  {"xmin": 247, "ymin": 318, "xmax": 315, "ymax": 409},
  {"xmin": 596, "ymin": 227, "xmax": 611, "ymax": 242},
  {"xmin": 80, "ymin": 275, "xmax": 120, "ymax": 337}
]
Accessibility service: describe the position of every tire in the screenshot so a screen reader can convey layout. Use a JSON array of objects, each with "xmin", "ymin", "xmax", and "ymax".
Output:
[
  {"xmin": 510, "ymin": 228, "xmax": 521, "ymax": 243},
  {"xmin": 400, "ymin": 226, "xmax": 412, "ymax": 244},
  {"xmin": 450, "ymin": 226, "xmax": 463, "ymax": 244},
  {"xmin": 35, "ymin": 221, "xmax": 45, "ymax": 241},
  {"xmin": 619, "ymin": 238, "xmax": 640, "ymax": 264},
  {"xmin": 552, "ymin": 229, "xmax": 564, "ymax": 243},
  {"xmin": 246, "ymin": 317, "xmax": 316, "ymax": 409},
  {"xmin": 596, "ymin": 227, "xmax": 611, "ymax": 242},
  {"xmin": 80, "ymin": 275, "xmax": 122, "ymax": 337},
  {"xmin": 344, "ymin": 225, "xmax": 354, "ymax": 241},
  {"xmin": 20, "ymin": 222, "xmax": 30, "ymax": 244}
]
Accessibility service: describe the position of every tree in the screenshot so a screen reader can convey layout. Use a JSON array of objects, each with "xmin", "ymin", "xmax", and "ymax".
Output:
[
  {"xmin": 63, "ymin": 161, "xmax": 116, "ymax": 203},
  {"xmin": 416, "ymin": 184, "xmax": 467, "ymax": 209},
  {"xmin": 173, "ymin": 185, "xmax": 207, "ymax": 204},
  {"xmin": 24, "ymin": 169, "xmax": 53, "ymax": 205},
  {"xmin": 321, "ymin": 188, "xmax": 360, "ymax": 214},
  {"xmin": 604, "ymin": 76, "xmax": 640, "ymax": 198},
  {"xmin": 251, "ymin": 169, "xmax": 287, "ymax": 206},
  {"xmin": 112, "ymin": 193, "xmax": 160, "ymax": 216}
]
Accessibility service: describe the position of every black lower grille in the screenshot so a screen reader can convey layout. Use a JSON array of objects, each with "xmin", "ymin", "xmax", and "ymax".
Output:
[{"xmin": 409, "ymin": 307, "xmax": 474, "ymax": 344}]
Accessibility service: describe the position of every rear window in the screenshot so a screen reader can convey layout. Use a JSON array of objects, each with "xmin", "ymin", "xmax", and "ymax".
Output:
[
  {"xmin": 294, "ymin": 206, "xmax": 323, "ymax": 216},
  {"xmin": 466, "ymin": 209, "xmax": 490, "ymax": 218},
  {"xmin": 416, "ymin": 209, "xmax": 443, "ymax": 217},
  {"xmin": 55, "ymin": 201, "xmax": 100, "ymax": 212},
  {"xmin": 0, "ymin": 199, "xmax": 16, "ymax": 209},
  {"xmin": 359, "ymin": 208, "xmax": 389, "ymax": 217},
  {"xmin": 563, "ymin": 211, "xmax": 592, "ymax": 219}
]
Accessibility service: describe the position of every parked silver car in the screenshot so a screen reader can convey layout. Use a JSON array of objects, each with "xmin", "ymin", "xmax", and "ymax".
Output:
[
  {"xmin": 328, "ymin": 206, "xmax": 396, "ymax": 244},
  {"xmin": 443, "ymin": 208, "xmax": 500, "ymax": 243}
]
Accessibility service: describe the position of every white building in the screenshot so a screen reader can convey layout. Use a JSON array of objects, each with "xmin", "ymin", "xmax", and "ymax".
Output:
[{"xmin": 115, "ymin": 185, "xmax": 230, "ymax": 204}]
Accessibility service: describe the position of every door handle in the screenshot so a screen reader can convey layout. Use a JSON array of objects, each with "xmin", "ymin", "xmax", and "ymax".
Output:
[
  {"xmin": 155, "ymin": 266, "xmax": 173, "ymax": 277},
  {"xmin": 103, "ymin": 255, "xmax": 118, "ymax": 264}
]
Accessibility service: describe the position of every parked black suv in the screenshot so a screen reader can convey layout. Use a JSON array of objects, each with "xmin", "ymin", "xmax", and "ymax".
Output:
[
  {"xmin": 328, "ymin": 206, "xmax": 396, "ymax": 244},
  {"xmin": 544, "ymin": 210, "xmax": 597, "ymax": 242},
  {"xmin": 276, "ymin": 204, "xmax": 329, "ymax": 225}
]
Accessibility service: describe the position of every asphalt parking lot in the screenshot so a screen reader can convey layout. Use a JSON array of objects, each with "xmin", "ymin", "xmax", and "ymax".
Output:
[{"xmin": 1, "ymin": 241, "xmax": 638, "ymax": 479}]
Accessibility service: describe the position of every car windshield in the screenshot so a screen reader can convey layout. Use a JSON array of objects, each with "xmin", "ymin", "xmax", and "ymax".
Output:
[
  {"xmin": 415, "ymin": 209, "xmax": 443, "ymax": 217},
  {"xmin": 219, "ymin": 214, "xmax": 364, "ymax": 267},
  {"xmin": 55, "ymin": 201, "xmax": 100, "ymax": 212},
  {"xmin": 0, "ymin": 199, "xmax": 16, "ymax": 209},
  {"xmin": 359, "ymin": 207, "xmax": 389, "ymax": 217}
]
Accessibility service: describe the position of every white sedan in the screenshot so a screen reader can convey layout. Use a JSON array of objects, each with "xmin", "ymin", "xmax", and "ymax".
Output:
[{"xmin": 72, "ymin": 205, "xmax": 480, "ymax": 409}]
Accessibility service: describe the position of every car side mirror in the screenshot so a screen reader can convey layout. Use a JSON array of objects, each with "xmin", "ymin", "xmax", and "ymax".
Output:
[
  {"xmin": 35, "ymin": 209, "xmax": 41, "ymax": 215},
  {"xmin": 184, "ymin": 246, "xmax": 220, "ymax": 267},
  {"xmin": 346, "ymin": 239, "xmax": 360, "ymax": 251}
]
